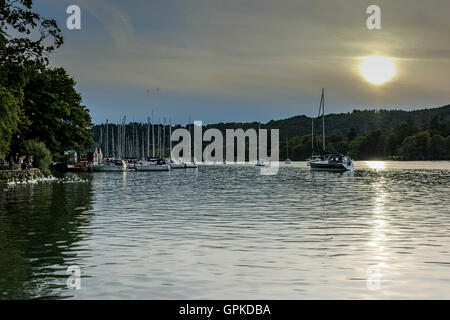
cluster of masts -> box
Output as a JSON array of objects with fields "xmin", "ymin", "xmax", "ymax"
[{"xmin": 98, "ymin": 113, "xmax": 195, "ymax": 161}]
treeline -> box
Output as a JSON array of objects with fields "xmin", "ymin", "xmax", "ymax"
[
  {"xmin": 92, "ymin": 110, "xmax": 450, "ymax": 161},
  {"xmin": 280, "ymin": 116, "xmax": 450, "ymax": 161},
  {"xmin": 0, "ymin": 1, "xmax": 93, "ymax": 174}
]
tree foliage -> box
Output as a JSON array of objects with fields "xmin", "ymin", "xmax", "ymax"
[
  {"xmin": 0, "ymin": 0, "xmax": 93, "ymax": 162},
  {"xmin": 0, "ymin": 85, "xmax": 20, "ymax": 156},
  {"xmin": 20, "ymin": 65, "xmax": 94, "ymax": 158},
  {"xmin": 0, "ymin": 0, "xmax": 63, "ymax": 65},
  {"xmin": 21, "ymin": 139, "xmax": 52, "ymax": 175}
]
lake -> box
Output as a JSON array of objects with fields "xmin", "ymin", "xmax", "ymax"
[{"xmin": 1, "ymin": 161, "xmax": 449, "ymax": 299}]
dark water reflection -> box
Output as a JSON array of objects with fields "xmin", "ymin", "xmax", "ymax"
[
  {"xmin": 0, "ymin": 181, "xmax": 94, "ymax": 299},
  {"xmin": 0, "ymin": 162, "xmax": 449, "ymax": 299}
]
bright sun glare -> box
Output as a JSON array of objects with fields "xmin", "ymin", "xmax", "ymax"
[{"xmin": 360, "ymin": 56, "xmax": 396, "ymax": 85}]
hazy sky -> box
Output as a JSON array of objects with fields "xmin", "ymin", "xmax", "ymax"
[{"xmin": 37, "ymin": 0, "xmax": 450, "ymax": 124}]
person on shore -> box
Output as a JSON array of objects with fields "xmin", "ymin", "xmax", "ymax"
[
  {"xmin": 26, "ymin": 156, "xmax": 33, "ymax": 170},
  {"xmin": 19, "ymin": 155, "xmax": 26, "ymax": 170}
]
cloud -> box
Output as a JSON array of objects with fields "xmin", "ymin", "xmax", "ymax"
[{"xmin": 49, "ymin": 0, "xmax": 450, "ymax": 122}]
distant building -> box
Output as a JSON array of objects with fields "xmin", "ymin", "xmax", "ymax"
[
  {"xmin": 86, "ymin": 146, "xmax": 103, "ymax": 165},
  {"xmin": 64, "ymin": 150, "xmax": 78, "ymax": 164}
]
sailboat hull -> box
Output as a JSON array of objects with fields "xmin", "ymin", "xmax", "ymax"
[
  {"xmin": 170, "ymin": 163, "xmax": 186, "ymax": 169},
  {"xmin": 136, "ymin": 164, "xmax": 170, "ymax": 171},
  {"xmin": 309, "ymin": 160, "xmax": 354, "ymax": 171}
]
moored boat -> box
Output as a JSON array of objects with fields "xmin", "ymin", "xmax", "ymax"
[
  {"xmin": 307, "ymin": 89, "xmax": 354, "ymax": 171},
  {"xmin": 94, "ymin": 159, "xmax": 127, "ymax": 172},
  {"xmin": 136, "ymin": 157, "xmax": 170, "ymax": 171}
]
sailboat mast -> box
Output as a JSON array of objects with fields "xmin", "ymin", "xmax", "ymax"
[
  {"xmin": 112, "ymin": 123, "xmax": 115, "ymax": 158},
  {"xmin": 257, "ymin": 122, "xmax": 260, "ymax": 161},
  {"xmin": 152, "ymin": 110, "xmax": 155, "ymax": 157},
  {"xmin": 163, "ymin": 117, "xmax": 166, "ymax": 159},
  {"xmin": 286, "ymin": 136, "xmax": 289, "ymax": 159},
  {"xmin": 322, "ymin": 88, "xmax": 325, "ymax": 152},
  {"xmin": 158, "ymin": 118, "xmax": 161, "ymax": 157},
  {"xmin": 147, "ymin": 117, "xmax": 150, "ymax": 158},
  {"xmin": 311, "ymin": 118, "xmax": 314, "ymax": 156},
  {"xmin": 169, "ymin": 118, "xmax": 172, "ymax": 160},
  {"xmin": 106, "ymin": 119, "xmax": 109, "ymax": 157}
]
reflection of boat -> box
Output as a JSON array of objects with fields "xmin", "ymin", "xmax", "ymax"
[
  {"xmin": 307, "ymin": 89, "xmax": 354, "ymax": 171},
  {"xmin": 136, "ymin": 157, "xmax": 170, "ymax": 171},
  {"xmin": 94, "ymin": 159, "xmax": 127, "ymax": 172}
]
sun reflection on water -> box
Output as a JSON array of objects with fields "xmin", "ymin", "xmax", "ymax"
[{"xmin": 366, "ymin": 161, "xmax": 386, "ymax": 171}]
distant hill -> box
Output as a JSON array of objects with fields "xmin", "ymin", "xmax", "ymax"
[
  {"xmin": 232, "ymin": 104, "xmax": 450, "ymax": 139},
  {"xmin": 92, "ymin": 104, "xmax": 450, "ymax": 148}
]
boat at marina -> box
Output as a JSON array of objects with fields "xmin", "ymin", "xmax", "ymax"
[
  {"xmin": 307, "ymin": 89, "xmax": 354, "ymax": 171},
  {"xmin": 169, "ymin": 160, "xmax": 186, "ymax": 169},
  {"xmin": 136, "ymin": 157, "xmax": 170, "ymax": 171},
  {"xmin": 184, "ymin": 160, "xmax": 198, "ymax": 168},
  {"xmin": 255, "ymin": 122, "xmax": 267, "ymax": 166},
  {"xmin": 94, "ymin": 159, "xmax": 127, "ymax": 172}
]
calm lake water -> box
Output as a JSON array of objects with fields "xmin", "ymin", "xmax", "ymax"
[{"xmin": 1, "ymin": 161, "xmax": 449, "ymax": 299}]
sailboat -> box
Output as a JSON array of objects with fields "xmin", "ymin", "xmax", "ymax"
[
  {"xmin": 284, "ymin": 137, "xmax": 291, "ymax": 164},
  {"xmin": 168, "ymin": 118, "xmax": 185, "ymax": 169},
  {"xmin": 255, "ymin": 122, "xmax": 266, "ymax": 166},
  {"xmin": 183, "ymin": 117, "xmax": 198, "ymax": 168},
  {"xmin": 307, "ymin": 89, "xmax": 354, "ymax": 171}
]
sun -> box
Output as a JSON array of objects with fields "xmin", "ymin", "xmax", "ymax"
[{"xmin": 360, "ymin": 56, "xmax": 396, "ymax": 85}]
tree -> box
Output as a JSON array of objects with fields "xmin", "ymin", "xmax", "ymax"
[
  {"xmin": 414, "ymin": 131, "xmax": 430, "ymax": 159},
  {"xmin": 445, "ymin": 136, "xmax": 450, "ymax": 160},
  {"xmin": 0, "ymin": 0, "xmax": 63, "ymax": 65},
  {"xmin": 0, "ymin": 85, "xmax": 20, "ymax": 157},
  {"xmin": 347, "ymin": 135, "xmax": 363, "ymax": 159},
  {"xmin": 21, "ymin": 139, "xmax": 52, "ymax": 175},
  {"xmin": 427, "ymin": 134, "xmax": 446, "ymax": 160},
  {"xmin": 19, "ymin": 66, "xmax": 94, "ymax": 159},
  {"xmin": 384, "ymin": 133, "xmax": 398, "ymax": 157},
  {"xmin": 399, "ymin": 136, "xmax": 417, "ymax": 160}
]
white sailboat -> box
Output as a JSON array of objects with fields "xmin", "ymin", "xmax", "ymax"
[
  {"xmin": 184, "ymin": 117, "xmax": 198, "ymax": 168},
  {"xmin": 255, "ymin": 122, "xmax": 266, "ymax": 166},
  {"xmin": 136, "ymin": 157, "xmax": 170, "ymax": 171}
]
